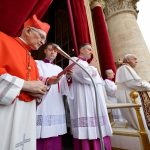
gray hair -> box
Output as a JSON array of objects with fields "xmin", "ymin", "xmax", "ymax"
[{"xmin": 123, "ymin": 54, "xmax": 137, "ymax": 63}]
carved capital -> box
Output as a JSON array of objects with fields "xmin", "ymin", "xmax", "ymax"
[
  {"xmin": 89, "ymin": 0, "xmax": 105, "ymax": 9},
  {"xmin": 104, "ymin": 0, "xmax": 139, "ymax": 19}
]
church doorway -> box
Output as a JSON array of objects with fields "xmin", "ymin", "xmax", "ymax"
[
  {"xmin": 32, "ymin": 0, "xmax": 76, "ymax": 69},
  {"xmin": 32, "ymin": 0, "xmax": 74, "ymax": 149}
]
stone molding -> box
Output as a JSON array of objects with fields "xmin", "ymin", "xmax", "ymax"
[
  {"xmin": 103, "ymin": 0, "xmax": 139, "ymax": 19},
  {"xmin": 89, "ymin": 0, "xmax": 105, "ymax": 9}
]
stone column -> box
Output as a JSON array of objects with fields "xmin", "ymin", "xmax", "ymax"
[{"xmin": 104, "ymin": 0, "xmax": 150, "ymax": 80}]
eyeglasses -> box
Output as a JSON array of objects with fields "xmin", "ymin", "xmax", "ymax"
[{"xmin": 31, "ymin": 28, "xmax": 47, "ymax": 44}]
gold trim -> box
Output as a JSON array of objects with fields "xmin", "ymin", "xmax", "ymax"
[
  {"xmin": 90, "ymin": 1, "xmax": 102, "ymax": 9},
  {"xmin": 108, "ymin": 112, "xmax": 114, "ymax": 122},
  {"xmin": 108, "ymin": 91, "xmax": 150, "ymax": 149},
  {"xmin": 113, "ymin": 131, "xmax": 140, "ymax": 137},
  {"xmin": 112, "ymin": 147, "xmax": 127, "ymax": 150},
  {"xmin": 130, "ymin": 91, "xmax": 150, "ymax": 149},
  {"xmin": 90, "ymin": 0, "xmax": 105, "ymax": 10}
]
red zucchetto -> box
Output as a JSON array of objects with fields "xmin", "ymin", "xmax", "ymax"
[{"xmin": 24, "ymin": 14, "xmax": 50, "ymax": 34}]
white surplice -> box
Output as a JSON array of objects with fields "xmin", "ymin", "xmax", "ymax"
[
  {"xmin": 61, "ymin": 57, "xmax": 112, "ymax": 139},
  {"xmin": 36, "ymin": 60, "xmax": 67, "ymax": 138},
  {"xmin": 104, "ymin": 79, "xmax": 123, "ymax": 121},
  {"xmin": 116, "ymin": 64, "xmax": 150, "ymax": 140},
  {"xmin": 0, "ymin": 74, "xmax": 36, "ymax": 150}
]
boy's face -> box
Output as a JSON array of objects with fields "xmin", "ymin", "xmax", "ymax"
[{"xmin": 44, "ymin": 45, "xmax": 58, "ymax": 60}]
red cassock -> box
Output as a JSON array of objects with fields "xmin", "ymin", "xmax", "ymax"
[{"xmin": 0, "ymin": 31, "xmax": 39, "ymax": 102}]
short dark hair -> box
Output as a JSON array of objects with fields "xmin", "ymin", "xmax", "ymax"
[{"xmin": 45, "ymin": 42, "xmax": 56, "ymax": 49}]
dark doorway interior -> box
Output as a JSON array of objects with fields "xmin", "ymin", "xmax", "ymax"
[
  {"xmin": 32, "ymin": 0, "xmax": 76, "ymax": 69},
  {"xmin": 32, "ymin": 0, "xmax": 74, "ymax": 149}
]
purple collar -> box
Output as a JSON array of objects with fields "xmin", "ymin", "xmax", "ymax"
[
  {"xmin": 106, "ymin": 78, "xmax": 113, "ymax": 81},
  {"xmin": 78, "ymin": 56, "xmax": 87, "ymax": 61},
  {"xmin": 43, "ymin": 58, "xmax": 53, "ymax": 64}
]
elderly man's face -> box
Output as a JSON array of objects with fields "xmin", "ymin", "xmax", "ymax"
[
  {"xmin": 128, "ymin": 56, "xmax": 138, "ymax": 68},
  {"xmin": 80, "ymin": 45, "xmax": 93, "ymax": 60},
  {"xmin": 25, "ymin": 28, "xmax": 47, "ymax": 50},
  {"xmin": 44, "ymin": 45, "xmax": 57, "ymax": 61}
]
